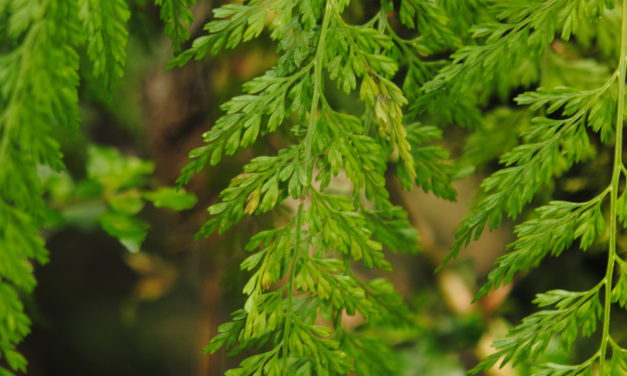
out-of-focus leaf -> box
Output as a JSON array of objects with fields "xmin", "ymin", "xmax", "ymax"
[
  {"xmin": 87, "ymin": 145, "xmax": 154, "ymax": 191},
  {"xmin": 98, "ymin": 211, "xmax": 148, "ymax": 252},
  {"xmin": 144, "ymin": 187, "xmax": 197, "ymax": 211},
  {"xmin": 109, "ymin": 189, "xmax": 144, "ymax": 215}
]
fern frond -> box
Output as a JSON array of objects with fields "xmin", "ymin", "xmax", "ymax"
[
  {"xmin": 79, "ymin": 0, "xmax": 130, "ymax": 92},
  {"xmin": 0, "ymin": 1, "xmax": 81, "ymax": 373},
  {"xmin": 173, "ymin": 1, "xmax": 458, "ymax": 374}
]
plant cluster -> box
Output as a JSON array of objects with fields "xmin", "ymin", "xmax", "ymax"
[
  {"xmin": 428, "ymin": 1, "xmax": 627, "ymax": 374},
  {"xmin": 1, "ymin": 0, "xmax": 626, "ymax": 375}
]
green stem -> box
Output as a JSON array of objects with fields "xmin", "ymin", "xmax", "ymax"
[
  {"xmin": 599, "ymin": 2, "xmax": 627, "ymax": 373},
  {"xmin": 303, "ymin": 0, "xmax": 333, "ymax": 187},
  {"xmin": 281, "ymin": 3, "xmax": 333, "ymax": 371}
]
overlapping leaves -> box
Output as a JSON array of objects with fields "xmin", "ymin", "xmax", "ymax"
[
  {"xmin": 172, "ymin": 0, "xmax": 458, "ymax": 374},
  {"xmin": 438, "ymin": 1, "xmax": 626, "ymax": 375},
  {"xmin": 0, "ymin": 0, "xmax": 134, "ymax": 373}
]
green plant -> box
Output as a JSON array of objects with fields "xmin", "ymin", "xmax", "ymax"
[
  {"xmin": 0, "ymin": 0, "xmax": 132, "ymax": 373},
  {"xmin": 172, "ymin": 0, "xmax": 460, "ymax": 374},
  {"xmin": 2, "ymin": 0, "xmax": 626, "ymax": 374},
  {"xmin": 42, "ymin": 145, "xmax": 197, "ymax": 252},
  {"xmin": 427, "ymin": 0, "xmax": 627, "ymax": 374},
  {"xmin": 0, "ymin": 1, "xmax": 195, "ymax": 374}
]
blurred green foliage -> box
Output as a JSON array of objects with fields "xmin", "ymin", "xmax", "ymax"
[{"xmin": 42, "ymin": 145, "xmax": 196, "ymax": 253}]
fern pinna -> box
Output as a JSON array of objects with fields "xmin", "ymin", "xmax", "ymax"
[
  {"xmin": 427, "ymin": 1, "xmax": 627, "ymax": 374},
  {"xmin": 172, "ymin": 0, "xmax": 457, "ymax": 374}
]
